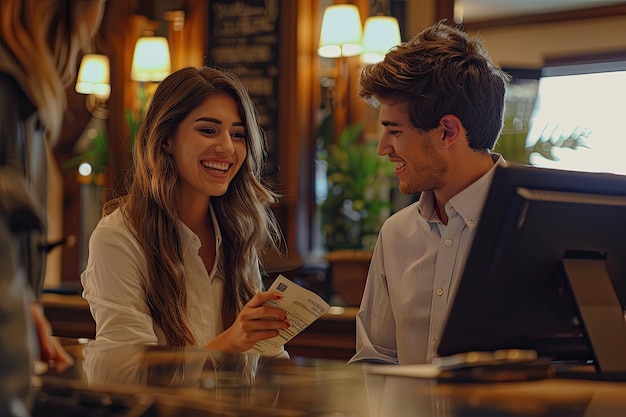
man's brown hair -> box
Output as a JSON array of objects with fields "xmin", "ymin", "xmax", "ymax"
[{"xmin": 358, "ymin": 21, "xmax": 511, "ymax": 150}]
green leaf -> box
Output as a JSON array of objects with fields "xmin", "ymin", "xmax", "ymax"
[{"xmin": 318, "ymin": 120, "xmax": 394, "ymax": 251}]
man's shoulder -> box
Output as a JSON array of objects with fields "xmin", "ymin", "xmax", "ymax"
[
  {"xmin": 391, "ymin": 200, "xmax": 420, "ymax": 217},
  {"xmin": 381, "ymin": 201, "xmax": 420, "ymax": 229}
]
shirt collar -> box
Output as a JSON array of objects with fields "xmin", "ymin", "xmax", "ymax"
[
  {"xmin": 417, "ymin": 153, "xmax": 506, "ymax": 227},
  {"xmin": 178, "ymin": 204, "xmax": 223, "ymax": 251}
]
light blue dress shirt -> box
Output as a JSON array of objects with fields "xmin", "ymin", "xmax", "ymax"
[{"xmin": 349, "ymin": 154, "xmax": 505, "ymax": 364}]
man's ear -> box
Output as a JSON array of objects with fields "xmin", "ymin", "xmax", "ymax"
[{"xmin": 439, "ymin": 114, "xmax": 463, "ymax": 148}]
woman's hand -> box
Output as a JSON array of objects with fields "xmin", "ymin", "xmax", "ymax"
[
  {"xmin": 207, "ymin": 291, "xmax": 290, "ymax": 353},
  {"xmin": 30, "ymin": 302, "xmax": 75, "ymax": 373}
]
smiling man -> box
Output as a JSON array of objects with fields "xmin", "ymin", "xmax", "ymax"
[{"xmin": 348, "ymin": 21, "xmax": 510, "ymax": 365}]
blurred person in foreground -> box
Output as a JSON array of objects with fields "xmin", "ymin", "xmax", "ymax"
[{"xmin": 0, "ymin": 0, "xmax": 106, "ymax": 413}]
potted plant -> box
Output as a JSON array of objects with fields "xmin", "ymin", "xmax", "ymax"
[
  {"xmin": 318, "ymin": 122, "xmax": 393, "ymax": 251},
  {"xmin": 316, "ymin": 118, "xmax": 394, "ymax": 306}
]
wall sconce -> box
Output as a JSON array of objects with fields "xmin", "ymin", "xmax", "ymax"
[
  {"xmin": 130, "ymin": 35, "xmax": 171, "ymax": 119},
  {"xmin": 127, "ymin": 35, "xmax": 171, "ymax": 142},
  {"xmin": 318, "ymin": 4, "xmax": 363, "ymax": 58},
  {"xmin": 73, "ymin": 53, "xmax": 110, "ymax": 164},
  {"xmin": 360, "ymin": 16, "xmax": 401, "ymax": 64},
  {"xmin": 73, "ymin": 53, "xmax": 111, "ymax": 273},
  {"xmin": 75, "ymin": 53, "xmax": 110, "ymax": 114},
  {"xmin": 131, "ymin": 36, "xmax": 171, "ymax": 82},
  {"xmin": 317, "ymin": 4, "xmax": 401, "ymax": 140},
  {"xmin": 318, "ymin": 4, "xmax": 363, "ymax": 115}
]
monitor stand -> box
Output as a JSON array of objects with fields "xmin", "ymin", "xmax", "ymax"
[{"xmin": 562, "ymin": 256, "xmax": 626, "ymax": 378}]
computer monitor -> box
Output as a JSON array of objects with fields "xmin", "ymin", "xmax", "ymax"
[{"xmin": 437, "ymin": 163, "xmax": 626, "ymax": 376}]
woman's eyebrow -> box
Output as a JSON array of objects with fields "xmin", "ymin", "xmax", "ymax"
[
  {"xmin": 194, "ymin": 117, "xmax": 245, "ymax": 127},
  {"xmin": 195, "ymin": 117, "xmax": 221, "ymax": 124}
]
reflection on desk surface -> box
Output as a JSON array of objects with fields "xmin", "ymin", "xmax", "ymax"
[{"xmin": 33, "ymin": 340, "xmax": 626, "ymax": 417}]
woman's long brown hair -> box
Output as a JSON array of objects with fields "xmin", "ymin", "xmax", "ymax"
[{"xmin": 105, "ymin": 67, "xmax": 283, "ymax": 347}]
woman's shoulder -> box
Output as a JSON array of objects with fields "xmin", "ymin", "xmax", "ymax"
[
  {"xmin": 91, "ymin": 207, "xmax": 136, "ymax": 245},
  {"xmin": 88, "ymin": 207, "xmax": 146, "ymax": 263},
  {"xmin": 94, "ymin": 207, "xmax": 129, "ymax": 232}
]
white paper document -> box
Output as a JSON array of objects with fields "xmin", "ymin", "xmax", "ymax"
[{"xmin": 249, "ymin": 274, "xmax": 330, "ymax": 355}]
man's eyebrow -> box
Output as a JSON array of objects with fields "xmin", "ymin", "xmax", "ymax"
[
  {"xmin": 195, "ymin": 117, "xmax": 245, "ymax": 127},
  {"xmin": 381, "ymin": 120, "xmax": 401, "ymax": 127}
]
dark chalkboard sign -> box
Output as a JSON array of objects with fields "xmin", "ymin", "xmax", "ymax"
[{"xmin": 207, "ymin": 0, "xmax": 281, "ymax": 185}]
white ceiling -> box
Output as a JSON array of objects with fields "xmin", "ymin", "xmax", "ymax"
[{"xmin": 460, "ymin": 0, "xmax": 626, "ymax": 21}]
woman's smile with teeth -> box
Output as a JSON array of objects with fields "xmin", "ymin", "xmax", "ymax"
[{"xmin": 201, "ymin": 160, "xmax": 231, "ymax": 172}]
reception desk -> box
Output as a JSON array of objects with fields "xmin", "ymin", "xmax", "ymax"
[
  {"xmin": 41, "ymin": 293, "xmax": 96, "ymax": 340},
  {"xmin": 41, "ymin": 293, "xmax": 358, "ymax": 360},
  {"xmin": 32, "ymin": 339, "xmax": 626, "ymax": 416}
]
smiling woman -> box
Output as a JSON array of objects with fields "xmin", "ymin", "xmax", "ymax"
[
  {"xmin": 81, "ymin": 66, "xmax": 290, "ymax": 377},
  {"xmin": 162, "ymin": 93, "xmax": 248, "ymax": 202}
]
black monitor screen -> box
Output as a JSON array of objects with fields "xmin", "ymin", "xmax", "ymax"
[{"xmin": 437, "ymin": 164, "xmax": 626, "ymax": 374}]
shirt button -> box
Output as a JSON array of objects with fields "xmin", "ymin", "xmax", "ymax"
[
  {"xmin": 436, "ymin": 288, "xmax": 444, "ymax": 296},
  {"xmin": 444, "ymin": 238, "xmax": 452, "ymax": 247},
  {"xmin": 468, "ymin": 220, "xmax": 475, "ymax": 228}
]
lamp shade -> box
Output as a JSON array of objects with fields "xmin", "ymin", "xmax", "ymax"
[
  {"xmin": 131, "ymin": 36, "xmax": 171, "ymax": 82},
  {"xmin": 75, "ymin": 54, "xmax": 111, "ymax": 100},
  {"xmin": 318, "ymin": 4, "xmax": 362, "ymax": 58},
  {"xmin": 360, "ymin": 16, "xmax": 401, "ymax": 64}
]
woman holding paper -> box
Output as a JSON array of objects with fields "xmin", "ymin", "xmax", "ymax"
[{"xmin": 81, "ymin": 67, "xmax": 290, "ymax": 359}]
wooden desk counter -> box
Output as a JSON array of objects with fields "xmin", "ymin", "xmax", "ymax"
[
  {"xmin": 41, "ymin": 293, "xmax": 95, "ymax": 340},
  {"xmin": 35, "ymin": 340, "xmax": 626, "ymax": 417},
  {"xmin": 285, "ymin": 306, "xmax": 357, "ymax": 360},
  {"xmin": 41, "ymin": 293, "xmax": 357, "ymax": 359}
]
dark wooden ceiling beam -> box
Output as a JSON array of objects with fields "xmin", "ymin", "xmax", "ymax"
[{"xmin": 463, "ymin": 4, "xmax": 626, "ymax": 30}]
